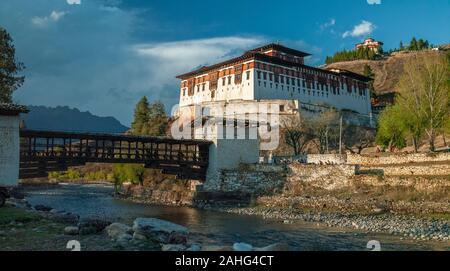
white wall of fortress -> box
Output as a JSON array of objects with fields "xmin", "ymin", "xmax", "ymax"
[
  {"xmin": 0, "ymin": 115, "xmax": 20, "ymax": 186},
  {"xmin": 179, "ymin": 61, "xmax": 372, "ymax": 117}
]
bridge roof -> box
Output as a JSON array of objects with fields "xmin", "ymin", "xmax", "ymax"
[{"xmin": 20, "ymin": 129, "xmax": 212, "ymax": 146}]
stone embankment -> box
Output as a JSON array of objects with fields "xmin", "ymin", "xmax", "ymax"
[
  {"xmin": 3, "ymin": 198, "xmax": 287, "ymax": 251},
  {"xmin": 216, "ymin": 207, "xmax": 450, "ymax": 242}
]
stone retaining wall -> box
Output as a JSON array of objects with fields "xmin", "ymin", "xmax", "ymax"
[
  {"xmin": 360, "ymin": 163, "xmax": 450, "ymax": 176},
  {"xmin": 347, "ymin": 152, "xmax": 450, "ymax": 166},
  {"xmin": 306, "ymin": 154, "xmax": 347, "ymax": 165}
]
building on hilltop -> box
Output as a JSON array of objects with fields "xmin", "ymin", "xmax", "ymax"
[
  {"xmin": 355, "ymin": 38, "xmax": 384, "ymax": 53},
  {"xmin": 174, "ymin": 43, "xmax": 374, "ymax": 143}
]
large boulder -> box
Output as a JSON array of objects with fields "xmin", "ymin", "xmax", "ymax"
[
  {"xmin": 132, "ymin": 218, "xmax": 188, "ymax": 244},
  {"xmin": 233, "ymin": 242, "xmax": 253, "ymax": 251},
  {"xmin": 34, "ymin": 205, "xmax": 52, "ymax": 212},
  {"xmin": 253, "ymin": 243, "xmax": 290, "ymax": 251},
  {"xmin": 78, "ymin": 218, "xmax": 111, "ymax": 234},
  {"xmin": 64, "ymin": 226, "xmax": 79, "ymax": 235},
  {"xmin": 105, "ymin": 223, "xmax": 132, "ymax": 240},
  {"xmin": 51, "ymin": 212, "xmax": 79, "ymax": 224}
]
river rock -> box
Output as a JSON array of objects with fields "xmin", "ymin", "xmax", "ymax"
[
  {"xmin": 78, "ymin": 218, "xmax": 111, "ymax": 234},
  {"xmin": 64, "ymin": 226, "xmax": 79, "ymax": 235},
  {"xmin": 51, "ymin": 212, "xmax": 79, "ymax": 224},
  {"xmin": 201, "ymin": 245, "xmax": 233, "ymax": 251},
  {"xmin": 187, "ymin": 244, "xmax": 202, "ymax": 251},
  {"xmin": 253, "ymin": 243, "xmax": 290, "ymax": 251},
  {"xmin": 105, "ymin": 223, "xmax": 132, "ymax": 240},
  {"xmin": 132, "ymin": 218, "xmax": 188, "ymax": 244},
  {"xmin": 34, "ymin": 205, "xmax": 52, "ymax": 212},
  {"xmin": 233, "ymin": 242, "xmax": 253, "ymax": 251},
  {"xmin": 133, "ymin": 232, "xmax": 148, "ymax": 241},
  {"xmin": 161, "ymin": 244, "xmax": 187, "ymax": 251}
]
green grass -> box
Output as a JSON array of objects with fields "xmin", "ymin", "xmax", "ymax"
[{"xmin": 0, "ymin": 206, "xmax": 42, "ymax": 224}]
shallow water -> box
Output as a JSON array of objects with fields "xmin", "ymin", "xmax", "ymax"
[{"xmin": 23, "ymin": 183, "xmax": 448, "ymax": 251}]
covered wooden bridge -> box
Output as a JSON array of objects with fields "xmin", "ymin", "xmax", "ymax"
[{"xmin": 19, "ymin": 129, "xmax": 211, "ymax": 180}]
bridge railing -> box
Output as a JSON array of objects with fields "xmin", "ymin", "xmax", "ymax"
[{"xmin": 19, "ymin": 129, "xmax": 211, "ymax": 180}]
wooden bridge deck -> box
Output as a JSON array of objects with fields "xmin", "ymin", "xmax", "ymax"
[{"xmin": 19, "ymin": 129, "xmax": 211, "ymax": 180}]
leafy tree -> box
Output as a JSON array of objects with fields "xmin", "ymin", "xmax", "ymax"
[
  {"xmin": 396, "ymin": 54, "xmax": 450, "ymax": 151},
  {"xmin": 376, "ymin": 105, "xmax": 407, "ymax": 150},
  {"xmin": 0, "ymin": 27, "xmax": 25, "ymax": 103},
  {"xmin": 146, "ymin": 101, "xmax": 169, "ymax": 136},
  {"xmin": 399, "ymin": 41, "xmax": 405, "ymax": 51},
  {"xmin": 131, "ymin": 98, "xmax": 169, "ymax": 136},
  {"xmin": 409, "ymin": 37, "xmax": 418, "ymax": 51},
  {"xmin": 131, "ymin": 96, "xmax": 150, "ymax": 134}
]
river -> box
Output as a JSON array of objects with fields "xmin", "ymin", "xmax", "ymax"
[{"xmin": 23, "ymin": 183, "xmax": 447, "ymax": 251}]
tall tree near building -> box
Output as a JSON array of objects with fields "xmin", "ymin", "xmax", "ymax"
[
  {"xmin": 376, "ymin": 105, "xmax": 407, "ymax": 151},
  {"xmin": 0, "ymin": 27, "xmax": 25, "ymax": 103},
  {"xmin": 131, "ymin": 96, "xmax": 150, "ymax": 134},
  {"xmin": 396, "ymin": 54, "xmax": 450, "ymax": 151},
  {"xmin": 146, "ymin": 100, "xmax": 169, "ymax": 136}
]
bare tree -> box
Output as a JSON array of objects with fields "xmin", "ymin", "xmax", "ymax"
[
  {"xmin": 310, "ymin": 110, "xmax": 340, "ymax": 154},
  {"xmin": 343, "ymin": 125, "xmax": 375, "ymax": 154},
  {"xmin": 281, "ymin": 114, "xmax": 314, "ymax": 156}
]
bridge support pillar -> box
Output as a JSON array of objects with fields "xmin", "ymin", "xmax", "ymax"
[
  {"xmin": 203, "ymin": 138, "xmax": 259, "ymax": 191},
  {"xmin": 0, "ymin": 104, "xmax": 28, "ymax": 187}
]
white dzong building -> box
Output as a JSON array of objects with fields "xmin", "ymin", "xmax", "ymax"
[{"xmin": 175, "ymin": 43, "xmax": 373, "ymax": 128}]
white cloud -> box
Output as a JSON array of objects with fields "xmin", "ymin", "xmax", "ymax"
[
  {"xmin": 31, "ymin": 10, "xmax": 66, "ymax": 27},
  {"xmin": 131, "ymin": 36, "xmax": 263, "ymax": 94},
  {"xmin": 67, "ymin": 0, "xmax": 81, "ymax": 5},
  {"xmin": 342, "ymin": 20, "xmax": 376, "ymax": 38},
  {"xmin": 367, "ymin": 0, "xmax": 381, "ymax": 4},
  {"xmin": 320, "ymin": 18, "xmax": 336, "ymax": 30}
]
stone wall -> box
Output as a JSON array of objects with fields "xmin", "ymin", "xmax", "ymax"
[
  {"xmin": 306, "ymin": 154, "xmax": 347, "ymax": 165},
  {"xmin": 0, "ymin": 115, "xmax": 20, "ymax": 186},
  {"xmin": 203, "ymin": 164, "xmax": 286, "ymax": 195},
  {"xmin": 287, "ymin": 164, "xmax": 356, "ymax": 191},
  {"xmin": 121, "ymin": 179, "xmax": 201, "ymax": 206},
  {"xmin": 347, "ymin": 152, "xmax": 450, "ymax": 166},
  {"xmin": 359, "ymin": 163, "xmax": 450, "ymax": 176}
]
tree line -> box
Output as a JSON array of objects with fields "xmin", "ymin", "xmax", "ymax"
[
  {"xmin": 282, "ymin": 110, "xmax": 375, "ymax": 155},
  {"xmin": 376, "ymin": 53, "xmax": 450, "ymax": 152},
  {"xmin": 325, "ymin": 46, "xmax": 380, "ymax": 65}
]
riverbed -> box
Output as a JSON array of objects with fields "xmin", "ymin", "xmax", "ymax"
[{"xmin": 23, "ymin": 183, "xmax": 448, "ymax": 251}]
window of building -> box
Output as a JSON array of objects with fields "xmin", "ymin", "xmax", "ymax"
[
  {"xmin": 222, "ymin": 77, "xmax": 226, "ymax": 86},
  {"xmin": 269, "ymin": 73, "xmax": 273, "ymax": 81},
  {"xmin": 286, "ymin": 77, "xmax": 290, "ymax": 85},
  {"xmin": 246, "ymin": 71, "xmax": 250, "ymax": 80},
  {"xmin": 302, "ymin": 80, "xmax": 306, "ymax": 88},
  {"xmin": 280, "ymin": 76, "xmax": 284, "ymax": 84},
  {"xmin": 297, "ymin": 79, "xmax": 300, "ymax": 86},
  {"xmin": 279, "ymin": 105, "xmax": 285, "ymax": 112},
  {"xmin": 263, "ymin": 72, "xmax": 267, "ymax": 80},
  {"xmin": 228, "ymin": 76, "xmax": 232, "ymax": 85},
  {"xmin": 202, "ymin": 83, "xmax": 206, "ymax": 91},
  {"xmin": 257, "ymin": 71, "xmax": 261, "ymax": 80},
  {"xmin": 292, "ymin": 78, "xmax": 295, "ymax": 86}
]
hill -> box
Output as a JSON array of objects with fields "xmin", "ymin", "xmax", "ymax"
[
  {"xmin": 21, "ymin": 105, "xmax": 129, "ymax": 134},
  {"xmin": 325, "ymin": 47, "xmax": 449, "ymax": 95}
]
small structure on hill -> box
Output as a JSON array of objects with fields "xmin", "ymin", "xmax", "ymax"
[{"xmin": 356, "ymin": 38, "xmax": 384, "ymax": 53}]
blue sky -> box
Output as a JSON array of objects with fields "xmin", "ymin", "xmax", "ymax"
[{"xmin": 1, "ymin": 0, "xmax": 449, "ymax": 125}]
